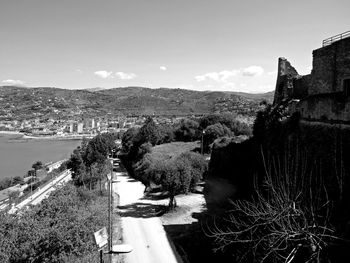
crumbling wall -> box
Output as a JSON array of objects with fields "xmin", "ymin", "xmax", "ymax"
[{"xmin": 273, "ymin": 58, "xmax": 300, "ymax": 105}]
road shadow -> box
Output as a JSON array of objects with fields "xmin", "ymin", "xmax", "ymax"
[
  {"xmin": 118, "ymin": 202, "xmax": 167, "ymax": 218},
  {"xmin": 141, "ymin": 191, "xmax": 169, "ymax": 201},
  {"xmin": 126, "ymin": 178, "xmax": 138, "ymax": 182},
  {"xmin": 163, "ymin": 210, "xmax": 232, "ymax": 263}
]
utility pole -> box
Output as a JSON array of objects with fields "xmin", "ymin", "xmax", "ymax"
[
  {"xmin": 106, "ymin": 169, "xmax": 112, "ymax": 263},
  {"xmin": 98, "ymin": 156, "xmax": 131, "ymax": 262},
  {"xmin": 201, "ymin": 130, "xmax": 205, "ymax": 155}
]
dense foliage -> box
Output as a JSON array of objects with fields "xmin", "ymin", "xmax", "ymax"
[
  {"xmin": 134, "ymin": 150, "xmax": 207, "ymax": 208},
  {"xmin": 67, "ymin": 133, "xmax": 117, "ymax": 190},
  {"xmin": 121, "ymin": 114, "xmax": 252, "ymax": 160},
  {"xmin": 0, "ymin": 184, "xmax": 108, "ymax": 263}
]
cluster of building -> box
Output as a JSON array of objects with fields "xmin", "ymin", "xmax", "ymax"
[{"xmin": 0, "ymin": 115, "xmax": 187, "ymax": 137}]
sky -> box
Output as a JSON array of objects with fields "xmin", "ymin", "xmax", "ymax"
[{"xmin": 0, "ymin": 0, "xmax": 349, "ymax": 93}]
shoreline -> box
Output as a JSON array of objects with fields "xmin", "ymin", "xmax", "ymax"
[
  {"xmin": 22, "ymin": 134, "xmax": 90, "ymax": 140},
  {"xmin": 0, "ymin": 131, "xmax": 92, "ymax": 141},
  {"xmin": 0, "ymin": 131, "xmax": 23, "ymax": 135}
]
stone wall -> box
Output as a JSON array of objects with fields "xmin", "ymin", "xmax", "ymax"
[
  {"xmin": 293, "ymin": 74, "xmax": 311, "ymax": 99},
  {"xmin": 297, "ymin": 95, "xmax": 350, "ymax": 123},
  {"xmin": 310, "ymin": 37, "xmax": 350, "ymax": 95}
]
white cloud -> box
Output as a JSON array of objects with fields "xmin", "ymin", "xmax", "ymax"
[
  {"xmin": 160, "ymin": 66, "xmax": 167, "ymax": 71},
  {"xmin": 115, "ymin": 72, "xmax": 137, "ymax": 80},
  {"xmin": 2, "ymin": 79, "xmax": 25, "ymax": 86},
  {"xmin": 242, "ymin": 66, "xmax": 264, "ymax": 76},
  {"xmin": 195, "ymin": 70, "xmax": 239, "ymax": 82},
  {"xmin": 75, "ymin": 69, "xmax": 83, "ymax": 74},
  {"xmin": 94, "ymin": 70, "xmax": 113, "ymax": 79}
]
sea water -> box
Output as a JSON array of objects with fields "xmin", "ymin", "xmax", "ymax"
[{"xmin": 0, "ymin": 133, "xmax": 81, "ymax": 179}]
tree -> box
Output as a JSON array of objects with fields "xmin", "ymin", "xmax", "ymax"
[
  {"xmin": 137, "ymin": 117, "xmax": 160, "ymax": 146},
  {"xmin": 32, "ymin": 161, "xmax": 43, "ymax": 177},
  {"xmin": 8, "ymin": 190, "xmax": 20, "ymax": 203},
  {"xmin": 90, "ymin": 159, "xmax": 112, "ymax": 193},
  {"xmin": 161, "ymin": 157, "xmax": 191, "ymax": 208},
  {"xmin": 121, "ymin": 127, "xmax": 139, "ymax": 154},
  {"xmin": 12, "ymin": 176, "xmax": 24, "ymax": 185},
  {"xmin": 200, "ymin": 113, "xmax": 252, "ymax": 137},
  {"xmin": 0, "ymin": 178, "xmax": 12, "ymax": 191},
  {"xmin": 67, "ymin": 147, "xmax": 87, "ymax": 187},
  {"xmin": 67, "ymin": 133, "xmax": 117, "ymax": 190},
  {"xmin": 174, "ymin": 119, "xmax": 200, "ymax": 142},
  {"xmin": 203, "ymin": 123, "xmax": 232, "ymax": 152},
  {"xmin": 159, "ymin": 152, "xmax": 207, "ymax": 209},
  {"xmin": 157, "ymin": 124, "xmax": 175, "ymax": 144}
]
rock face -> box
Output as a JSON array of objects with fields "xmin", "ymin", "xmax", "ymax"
[{"xmin": 273, "ymin": 35, "xmax": 350, "ymax": 124}]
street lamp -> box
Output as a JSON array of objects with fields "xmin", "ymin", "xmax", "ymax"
[
  {"xmin": 201, "ymin": 130, "xmax": 206, "ymax": 155},
  {"xmin": 104, "ymin": 157, "xmax": 131, "ymax": 262},
  {"xmin": 106, "ymin": 170, "xmax": 113, "ymax": 258}
]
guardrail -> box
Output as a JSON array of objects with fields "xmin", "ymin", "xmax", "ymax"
[{"xmin": 323, "ymin": 30, "xmax": 350, "ymax": 47}]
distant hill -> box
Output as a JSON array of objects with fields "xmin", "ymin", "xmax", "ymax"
[
  {"xmin": 0, "ymin": 86, "xmax": 273, "ymax": 120},
  {"xmin": 82, "ymin": 87, "xmax": 106, "ymax": 92}
]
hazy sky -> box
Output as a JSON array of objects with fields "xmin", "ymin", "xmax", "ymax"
[{"xmin": 0, "ymin": 0, "xmax": 349, "ymax": 93}]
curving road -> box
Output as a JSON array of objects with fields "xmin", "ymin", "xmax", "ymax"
[{"xmin": 113, "ymin": 171, "xmax": 182, "ymax": 263}]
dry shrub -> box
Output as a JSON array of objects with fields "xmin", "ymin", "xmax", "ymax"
[{"xmin": 205, "ymin": 148, "xmax": 344, "ymax": 263}]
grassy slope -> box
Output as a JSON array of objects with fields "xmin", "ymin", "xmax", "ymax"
[{"xmin": 151, "ymin": 141, "xmax": 200, "ymax": 159}]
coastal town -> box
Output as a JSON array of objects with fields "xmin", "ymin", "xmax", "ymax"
[{"xmin": 0, "ymin": 115, "xmax": 186, "ymax": 138}]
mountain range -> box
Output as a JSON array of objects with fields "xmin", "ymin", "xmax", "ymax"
[{"xmin": 0, "ymin": 86, "xmax": 274, "ymax": 120}]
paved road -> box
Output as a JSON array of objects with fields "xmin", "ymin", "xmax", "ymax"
[
  {"xmin": 113, "ymin": 172, "xmax": 182, "ymax": 263},
  {"xmin": 9, "ymin": 170, "xmax": 71, "ymax": 213}
]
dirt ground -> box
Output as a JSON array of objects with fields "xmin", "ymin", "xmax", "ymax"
[{"xmin": 139, "ymin": 189, "xmax": 231, "ymax": 263}]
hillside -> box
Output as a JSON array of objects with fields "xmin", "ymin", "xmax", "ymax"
[{"xmin": 0, "ymin": 86, "xmax": 273, "ymax": 120}]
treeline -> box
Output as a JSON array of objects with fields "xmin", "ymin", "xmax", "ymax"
[
  {"xmin": 122, "ymin": 113, "xmax": 251, "ymax": 156},
  {"xmin": 121, "ymin": 116, "xmax": 222, "ymax": 208},
  {"xmin": 0, "ymin": 132, "xmax": 118, "ymax": 263},
  {"xmin": 66, "ymin": 133, "xmax": 117, "ymax": 190}
]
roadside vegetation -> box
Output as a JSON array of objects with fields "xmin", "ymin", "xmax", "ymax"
[
  {"xmin": 0, "ymin": 132, "xmax": 118, "ymax": 263},
  {"xmin": 120, "ymin": 114, "xmax": 251, "ymax": 210}
]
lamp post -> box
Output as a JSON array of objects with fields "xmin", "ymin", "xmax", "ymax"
[
  {"xmin": 106, "ymin": 170, "xmax": 113, "ymax": 260},
  {"xmin": 201, "ymin": 130, "xmax": 206, "ymax": 155},
  {"xmin": 104, "ymin": 156, "xmax": 131, "ymax": 263}
]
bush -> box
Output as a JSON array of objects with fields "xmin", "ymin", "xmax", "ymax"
[
  {"xmin": 206, "ymin": 152, "xmax": 341, "ymax": 263},
  {"xmin": 0, "ymin": 183, "xmax": 109, "ymax": 263},
  {"xmin": 137, "ymin": 151, "xmax": 207, "ymax": 209}
]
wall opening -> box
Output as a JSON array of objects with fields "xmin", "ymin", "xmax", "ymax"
[{"xmin": 344, "ymin": 79, "xmax": 350, "ymax": 96}]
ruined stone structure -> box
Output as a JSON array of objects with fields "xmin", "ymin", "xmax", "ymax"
[{"xmin": 273, "ymin": 32, "xmax": 350, "ymax": 123}]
